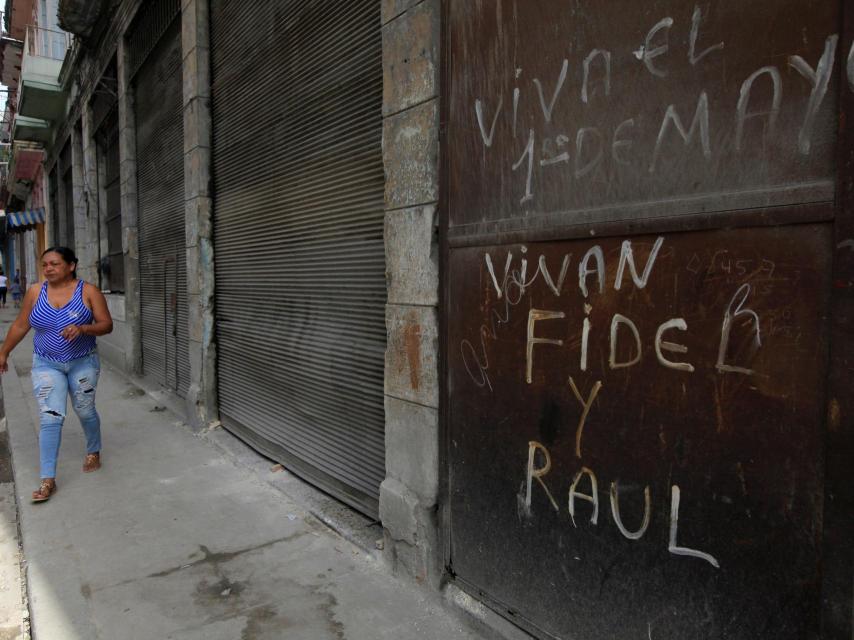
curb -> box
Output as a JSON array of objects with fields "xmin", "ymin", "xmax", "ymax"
[{"xmin": 0, "ymin": 359, "xmax": 32, "ymax": 640}]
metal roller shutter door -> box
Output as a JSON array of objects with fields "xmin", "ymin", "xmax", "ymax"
[
  {"xmin": 211, "ymin": 0, "xmax": 386, "ymax": 517},
  {"xmin": 134, "ymin": 19, "xmax": 191, "ymax": 398}
]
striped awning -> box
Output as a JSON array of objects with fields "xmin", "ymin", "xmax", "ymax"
[{"xmin": 6, "ymin": 207, "xmax": 45, "ymax": 230}]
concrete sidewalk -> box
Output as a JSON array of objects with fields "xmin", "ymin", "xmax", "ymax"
[
  {"xmin": 0, "ymin": 374, "xmax": 27, "ymax": 640},
  {"xmin": 0, "ymin": 306, "xmax": 484, "ymax": 640}
]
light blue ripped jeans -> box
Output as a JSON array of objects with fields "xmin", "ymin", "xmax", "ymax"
[{"xmin": 31, "ymin": 351, "xmax": 101, "ymax": 479}]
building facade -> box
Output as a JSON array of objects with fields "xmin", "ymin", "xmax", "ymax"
[
  {"xmin": 7, "ymin": 0, "xmax": 432, "ymax": 588},
  {"xmin": 0, "ymin": 0, "xmax": 68, "ymax": 286},
  {"xmin": 1, "ymin": 1, "xmax": 852, "ymax": 639}
]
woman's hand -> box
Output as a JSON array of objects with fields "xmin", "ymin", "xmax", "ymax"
[
  {"xmin": 0, "ymin": 353, "xmax": 7, "ymax": 374},
  {"xmin": 61, "ymin": 325, "xmax": 84, "ymax": 341}
]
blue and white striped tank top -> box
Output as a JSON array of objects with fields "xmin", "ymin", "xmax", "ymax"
[{"xmin": 30, "ymin": 280, "xmax": 96, "ymax": 362}]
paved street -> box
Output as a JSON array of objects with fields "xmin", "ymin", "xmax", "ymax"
[{"xmin": 0, "ymin": 306, "xmax": 484, "ymax": 640}]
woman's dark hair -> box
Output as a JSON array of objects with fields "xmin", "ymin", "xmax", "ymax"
[{"xmin": 42, "ymin": 246, "xmax": 79, "ymax": 276}]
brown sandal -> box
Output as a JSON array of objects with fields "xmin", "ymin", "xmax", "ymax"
[
  {"xmin": 83, "ymin": 453, "xmax": 101, "ymax": 473},
  {"xmin": 32, "ymin": 479, "xmax": 57, "ymax": 503}
]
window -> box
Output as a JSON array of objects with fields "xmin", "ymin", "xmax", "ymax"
[
  {"xmin": 96, "ymin": 109, "xmax": 124, "ymax": 293},
  {"xmin": 48, "ymin": 167, "xmax": 59, "ymax": 246},
  {"xmin": 59, "ymin": 140, "xmax": 75, "ymax": 250}
]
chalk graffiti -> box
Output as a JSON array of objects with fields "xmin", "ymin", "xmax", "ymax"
[
  {"xmin": 526, "ymin": 309, "xmax": 566, "ymax": 384},
  {"xmin": 465, "ymin": 236, "xmax": 768, "ymax": 389},
  {"xmin": 525, "ymin": 441, "xmax": 560, "ymax": 514},
  {"xmin": 525, "ymin": 441, "xmax": 720, "ymax": 568},
  {"xmin": 470, "ymin": 4, "xmax": 839, "ymax": 206},
  {"xmin": 533, "ymin": 59, "xmax": 569, "ymax": 124},
  {"xmin": 568, "ymin": 377, "xmax": 602, "ymax": 458},
  {"xmin": 569, "ymin": 466, "xmax": 599, "ymax": 526},
  {"xmin": 475, "ymin": 97, "xmax": 502, "ymax": 148},
  {"xmin": 461, "ymin": 251, "xmax": 531, "ymax": 391},
  {"xmin": 735, "ymin": 66, "xmax": 781, "ymax": 152},
  {"xmin": 848, "ymin": 39, "xmax": 854, "ymax": 92},
  {"xmin": 649, "ymin": 92, "xmax": 710, "ymax": 173},
  {"xmin": 508, "ymin": 240, "xmax": 768, "ymax": 384},
  {"xmin": 788, "ymin": 35, "xmax": 838, "ymax": 155},
  {"xmin": 716, "ymin": 283, "xmax": 761, "ymax": 375},
  {"xmin": 610, "ymin": 480, "xmax": 652, "ymax": 541},
  {"xmin": 669, "ymin": 486, "xmax": 720, "ymax": 568},
  {"xmin": 688, "ymin": 5, "xmax": 724, "ymax": 66},
  {"xmin": 655, "ymin": 318, "xmax": 695, "ymax": 373},
  {"xmin": 459, "ymin": 234, "xmax": 776, "ymax": 571}
]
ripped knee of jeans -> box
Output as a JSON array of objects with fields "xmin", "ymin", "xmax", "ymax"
[
  {"xmin": 33, "ymin": 375, "xmax": 63, "ymax": 419},
  {"xmin": 37, "ymin": 399, "xmax": 64, "ymax": 421},
  {"xmin": 73, "ymin": 376, "xmax": 97, "ymax": 411},
  {"xmin": 34, "ymin": 374, "xmax": 53, "ymax": 401}
]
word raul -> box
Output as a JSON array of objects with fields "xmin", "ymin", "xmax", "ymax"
[{"xmin": 524, "ymin": 441, "xmax": 719, "ymax": 568}]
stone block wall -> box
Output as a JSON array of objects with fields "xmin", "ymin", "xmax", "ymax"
[
  {"xmin": 117, "ymin": 38, "xmax": 142, "ymax": 374},
  {"xmin": 78, "ymin": 108, "xmax": 100, "ymax": 284},
  {"xmin": 33, "ymin": 0, "xmax": 216, "ymax": 407},
  {"xmin": 70, "ymin": 124, "xmax": 93, "ymax": 281},
  {"xmin": 181, "ymin": 0, "xmax": 217, "ymax": 427},
  {"xmin": 379, "ymin": 0, "xmax": 442, "ymax": 586}
]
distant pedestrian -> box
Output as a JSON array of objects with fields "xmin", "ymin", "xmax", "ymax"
[
  {"xmin": 0, "ymin": 272, "xmax": 7, "ymax": 308},
  {"xmin": 9, "ymin": 278, "xmax": 22, "ymax": 308},
  {"xmin": 0, "ymin": 247, "xmax": 113, "ymax": 502}
]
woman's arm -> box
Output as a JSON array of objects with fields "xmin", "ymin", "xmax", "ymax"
[
  {"xmin": 61, "ymin": 283, "xmax": 113, "ymax": 341},
  {"xmin": 0, "ymin": 285, "xmax": 40, "ymax": 373}
]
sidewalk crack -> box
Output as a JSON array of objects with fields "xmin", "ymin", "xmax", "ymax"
[{"xmin": 92, "ymin": 531, "xmax": 309, "ymax": 594}]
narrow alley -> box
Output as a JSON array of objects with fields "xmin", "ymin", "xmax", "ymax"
[
  {"xmin": 0, "ymin": 305, "xmax": 486, "ymax": 639},
  {"xmin": 0, "ymin": 1, "xmax": 851, "ymax": 638}
]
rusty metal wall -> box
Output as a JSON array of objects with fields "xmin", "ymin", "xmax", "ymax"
[
  {"xmin": 446, "ymin": 1, "xmax": 839, "ymax": 244},
  {"xmin": 441, "ymin": 2, "xmax": 851, "ymax": 638},
  {"xmin": 822, "ymin": 4, "xmax": 854, "ymax": 637},
  {"xmin": 447, "ymin": 228, "xmax": 830, "ymax": 639}
]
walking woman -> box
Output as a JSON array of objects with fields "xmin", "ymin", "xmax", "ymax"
[{"xmin": 0, "ymin": 247, "xmax": 113, "ymax": 502}]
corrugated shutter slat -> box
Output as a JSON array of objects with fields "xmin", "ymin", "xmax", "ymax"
[{"xmin": 211, "ymin": 0, "xmax": 386, "ymax": 517}]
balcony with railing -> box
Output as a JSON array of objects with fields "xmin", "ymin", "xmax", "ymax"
[
  {"xmin": 1, "ymin": 139, "xmax": 42, "ymax": 203},
  {"xmin": 0, "ymin": 143, "xmax": 10, "ymax": 188},
  {"xmin": 1, "ymin": 99, "xmax": 13, "ymax": 144},
  {"xmin": 17, "ymin": 24, "xmax": 71, "ymax": 123}
]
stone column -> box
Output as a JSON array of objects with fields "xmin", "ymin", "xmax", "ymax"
[
  {"xmin": 43, "ymin": 162, "xmax": 56, "ymax": 248},
  {"xmin": 78, "ymin": 104, "xmax": 101, "ymax": 285},
  {"xmin": 379, "ymin": 0, "xmax": 442, "ymax": 587},
  {"xmin": 56, "ymin": 144, "xmax": 70, "ymax": 248},
  {"xmin": 181, "ymin": 0, "xmax": 217, "ymax": 427},
  {"xmin": 117, "ymin": 38, "xmax": 142, "ymax": 374},
  {"xmin": 70, "ymin": 123, "xmax": 89, "ymax": 270},
  {"xmin": 95, "ymin": 131, "xmax": 110, "ymax": 271}
]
